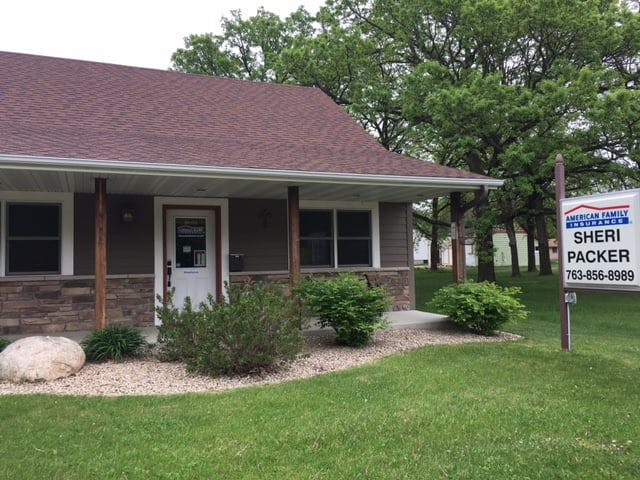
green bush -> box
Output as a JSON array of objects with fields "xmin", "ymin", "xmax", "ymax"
[
  {"xmin": 156, "ymin": 282, "xmax": 305, "ymax": 376},
  {"xmin": 0, "ymin": 337, "xmax": 10, "ymax": 353},
  {"xmin": 430, "ymin": 281, "xmax": 527, "ymax": 335},
  {"xmin": 81, "ymin": 324, "xmax": 148, "ymax": 362},
  {"xmin": 155, "ymin": 294, "xmax": 201, "ymax": 363},
  {"xmin": 295, "ymin": 273, "xmax": 390, "ymax": 347}
]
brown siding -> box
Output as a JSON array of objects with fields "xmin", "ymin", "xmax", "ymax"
[
  {"xmin": 380, "ymin": 202, "xmax": 410, "ymax": 267},
  {"xmin": 229, "ymin": 198, "xmax": 288, "ymax": 271},
  {"xmin": 74, "ymin": 194, "xmax": 154, "ymax": 275}
]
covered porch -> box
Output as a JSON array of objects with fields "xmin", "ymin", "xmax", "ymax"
[{"xmin": 0, "ymin": 157, "xmax": 494, "ymax": 335}]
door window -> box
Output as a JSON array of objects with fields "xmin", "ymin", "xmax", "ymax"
[{"xmin": 175, "ymin": 217, "xmax": 206, "ymax": 268}]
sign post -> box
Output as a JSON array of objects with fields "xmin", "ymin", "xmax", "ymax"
[
  {"xmin": 555, "ymin": 155, "xmax": 571, "ymax": 350},
  {"xmin": 557, "ymin": 154, "xmax": 640, "ymax": 350}
]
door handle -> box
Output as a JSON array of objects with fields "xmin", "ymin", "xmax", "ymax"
[{"xmin": 166, "ymin": 260, "xmax": 172, "ymax": 287}]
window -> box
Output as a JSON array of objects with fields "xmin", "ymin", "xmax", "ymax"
[
  {"xmin": 300, "ymin": 210, "xmax": 333, "ymax": 267},
  {"xmin": 337, "ymin": 211, "xmax": 371, "ymax": 267},
  {"xmin": 300, "ymin": 209, "xmax": 372, "ymax": 268},
  {"xmin": 6, "ymin": 203, "xmax": 61, "ymax": 274},
  {"xmin": 175, "ymin": 217, "xmax": 207, "ymax": 268}
]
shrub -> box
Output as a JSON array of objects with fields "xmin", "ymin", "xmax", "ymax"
[
  {"xmin": 81, "ymin": 324, "xmax": 148, "ymax": 362},
  {"xmin": 0, "ymin": 337, "xmax": 10, "ymax": 353},
  {"xmin": 430, "ymin": 282, "xmax": 527, "ymax": 335},
  {"xmin": 295, "ymin": 273, "xmax": 390, "ymax": 347},
  {"xmin": 155, "ymin": 294, "xmax": 201, "ymax": 363},
  {"xmin": 156, "ymin": 282, "xmax": 305, "ymax": 376}
]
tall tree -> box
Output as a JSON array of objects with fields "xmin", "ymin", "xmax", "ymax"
[{"xmin": 171, "ymin": 0, "xmax": 640, "ymax": 280}]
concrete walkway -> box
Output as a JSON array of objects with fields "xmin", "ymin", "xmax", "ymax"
[{"xmin": 4, "ymin": 310, "xmax": 450, "ymax": 344}]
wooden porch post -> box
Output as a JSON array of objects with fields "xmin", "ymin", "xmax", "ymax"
[
  {"xmin": 450, "ymin": 192, "xmax": 465, "ymax": 283},
  {"xmin": 94, "ymin": 178, "xmax": 107, "ymax": 330},
  {"xmin": 288, "ymin": 186, "xmax": 300, "ymax": 286}
]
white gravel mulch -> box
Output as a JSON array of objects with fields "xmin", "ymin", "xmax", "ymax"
[{"xmin": 0, "ymin": 329, "xmax": 521, "ymax": 397}]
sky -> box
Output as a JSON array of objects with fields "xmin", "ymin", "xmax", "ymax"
[{"xmin": 1, "ymin": 0, "xmax": 326, "ymax": 70}]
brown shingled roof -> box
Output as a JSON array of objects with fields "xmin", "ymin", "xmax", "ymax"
[{"xmin": 0, "ymin": 51, "xmax": 488, "ymax": 181}]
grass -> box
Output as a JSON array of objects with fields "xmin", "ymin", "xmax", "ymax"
[{"xmin": 1, "ymin": 268, "xmax": 639, "ymax": 479}]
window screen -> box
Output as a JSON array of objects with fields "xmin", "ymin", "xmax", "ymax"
[{"xmin": 7, "ymin": 203, "xmax": 61, "ymax": 274}]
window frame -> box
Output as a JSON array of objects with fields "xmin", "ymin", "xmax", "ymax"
[
  {"xmin": 298, "ymin": 201, "xmax": 380, "ymax": 269},
  {"xmin": 0, "ymin": 192, "xmax": 74, "ymax": 276}
]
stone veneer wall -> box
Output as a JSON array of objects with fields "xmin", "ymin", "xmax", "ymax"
[
  {"xmin": 230, "ymin": 268, "xmax": 413, "ymax": 311},
  {"xmin": 0, "ymin": 274, "xmax": 154, "ymax": 335}
]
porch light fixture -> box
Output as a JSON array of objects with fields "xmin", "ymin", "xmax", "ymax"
[{"xmin": 120, "ymin": 206, "xmax": 135, "ymax": 223}]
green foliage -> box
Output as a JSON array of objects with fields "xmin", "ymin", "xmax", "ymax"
[
  {"xmin": 155, "ymin": 293, "xmax": 200, "ymax": 363},
  {"xmin": 81, "ymin": 325, "xmax": 147, "ymax": 362},
  {"xmin": 156, "ymin": 282, "xmax": 305, "ymax": 376},
  {"xmin": 430, "ymin": 281, "xmax": 527, "ymax": 335},
  {"xmin": 0, "ymin": 336, "xmax": 10, "ymax": 353},
  {"xmin": 173, "ymin": 0, "xmax": 640, "ymax": 278},
  {"xmin": 295, "ymin": 273, "xmax": 390, "ymax": 347}
]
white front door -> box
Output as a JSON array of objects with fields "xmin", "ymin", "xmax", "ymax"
[{"xmin": 165, "ymin": 209, "xmax": 216, "ymax": 308}]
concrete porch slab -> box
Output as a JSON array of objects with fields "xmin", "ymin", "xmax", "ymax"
[
  {"xmin": 385, "ymin": 310, "xmax": 450, "ymax": 330},
  {"xmin": 302, "ymin": 310, "xmax": 450, "ymax": 333},
  {"xmin": 3, "ymin": 327, "xmax": 160, "ymax": 345}
]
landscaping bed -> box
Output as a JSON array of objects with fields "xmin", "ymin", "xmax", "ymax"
[{"xmin": 0, "ymin": 328, "xmax": 519, "ymax": 396}]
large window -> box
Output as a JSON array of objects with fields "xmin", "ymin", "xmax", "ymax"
[
  {"xmin": 337, "ymin": 211, "xmax": 371, "ymax": 266},
  {"xmin": 300, "ymin": 209, "xmax": 372, "ymax": 268},
  {"xmin": 6, "ymin": 203, "xmax": 61, "ymax": 274},
  {"xmin": 300, "ymin": 210, "xmax": 333, "ymax": 267}
]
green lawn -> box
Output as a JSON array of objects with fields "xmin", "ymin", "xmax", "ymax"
[{"xmin": 1, "ymin": 269, "xmax": 639, "ymax": 479}]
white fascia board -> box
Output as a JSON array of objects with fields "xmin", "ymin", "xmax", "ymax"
[{"xmin": 0, "ymin": 154, "xmax": 504, "ymax": 190}]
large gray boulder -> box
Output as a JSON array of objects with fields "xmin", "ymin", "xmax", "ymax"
[{"xmin": 0, "ymin": 336, "xmax": 85, "ymax": 382}]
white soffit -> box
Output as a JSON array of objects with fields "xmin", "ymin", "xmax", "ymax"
[{"xmin": 0, "ymin": 154, "xmax": 503, "ymax": 202}]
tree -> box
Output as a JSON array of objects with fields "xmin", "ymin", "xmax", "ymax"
[
  {"xmin": 172, "ymin": 8, "xmax": 314, "ymax": 82},
  {"xmin": 346, "ymin": 0, "xmax": 640, "ymax": 278},
  {"xmin": 171, "ymin": 0, "xmax": 640, "ymax": 280},
  {"xmin": 414, "ymin": 198, "xmax": 449, "ymax": 271}
]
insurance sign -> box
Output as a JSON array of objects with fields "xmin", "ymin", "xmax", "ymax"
[{"xmin": 560, "ymin": 190, "xmax": 640, "ymax": 291}]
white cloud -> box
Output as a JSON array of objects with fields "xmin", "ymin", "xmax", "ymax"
[{"xmin": 0, "ymin": 0, "xmax": 325, "ymax": 69}]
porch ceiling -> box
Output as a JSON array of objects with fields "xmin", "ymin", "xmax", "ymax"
[{"xmin": 0, "ymin": 159, "xmax": 501, "ymax": 202}]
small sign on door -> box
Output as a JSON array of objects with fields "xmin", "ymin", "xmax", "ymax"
[{"xmin": 194, "ymin": 250, "xmax": 206, "ymax": 267}]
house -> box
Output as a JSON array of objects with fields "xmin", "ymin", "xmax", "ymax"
[
  {"xmin": 548, "ymin": 238, "xmax": 559, "ymax": 261},
  {"xmin": 414, "ymin": 231, "xmax": 539, "ymax": 268},
  {"xmin": 414, "ymin": 234, "xmax": 476, "ymax": 267},
  {"xmin": 0, "ymin": 51, "xmax": 501, "ymax": 335}
]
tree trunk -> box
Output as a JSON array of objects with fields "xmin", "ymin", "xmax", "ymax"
[
  {"xmin": 476, "ymin": 227, "xmax": 496, "ymax": 282},
  {"xmin": 504, "ymin": 218, "xmax": 521, "ymax": 277},
  {"xmin": 474, "ymin": 192, "xmax": 496, "ymax": 282},
  {"xmin": 430, "ymin": 197, "xmax": 440, "ymax": 271},
  {"xmin": 430, "ymin": 225, "xmax": 440, "ymax": 271},
  {"xmin": 526, "ymin": 217, "xmax": 537, "ymax": 272},
  {"xmin": 535, "ymin": 205, "xmax": 553, "ymax": 276}
]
